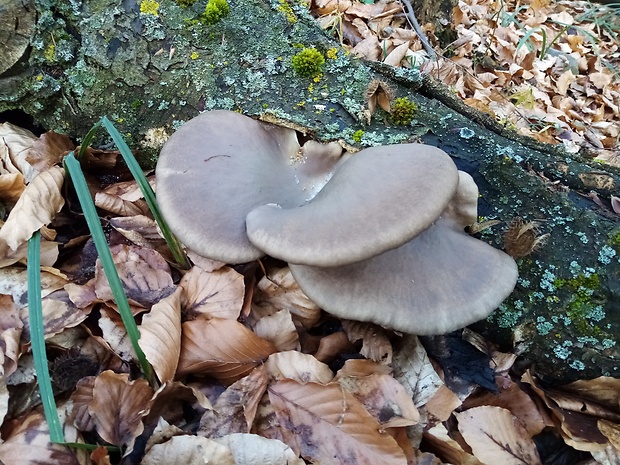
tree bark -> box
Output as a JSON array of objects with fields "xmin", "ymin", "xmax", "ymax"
[{"xmin": 1, "ymin": 0, "xmax": 619, "ymax": 383}]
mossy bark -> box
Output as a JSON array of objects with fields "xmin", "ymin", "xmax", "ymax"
[{"xmin": 1, "ymin": 0, "xmax": 619, "ymax": 383}]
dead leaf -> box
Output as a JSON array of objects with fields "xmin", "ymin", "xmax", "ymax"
[
  {"xmin": 342, "ymin": 320, "xmax": 392, "ymax": 364},
  {"xmin": 178, "ymin": 318, "xmax": 276, "ymax": 384},
  {"xmin": 463, "ymin": 376, "xmax": 547, "ymax": 436},
  {"xmin": 94, "ymin": 244, "xmax": 175, "ymax": 308},
  {"xmin": 265, "ymin": 350, "xmax": 334, "ymax": 384},
  {"xmin": 139, "ymin": 287, "xmax": 183, "ymax": 384},
  {"xmin": 0, "ymin": 294, "xmax": 23, "ymax": 377},
  {"xmin": 198, "ymin": 365, "xmax": 268, "ymax": 437},
  {"xmin": 141, "ymin": 435, "xmax": 235, "ymax": 465},
  {"xmin": 598, "ymin": 419, "xmax": 620, "ymax": 451},
  {"xmin": 180, "ymin": 265, "xmax": 245, "ymax": 320},
  {"xmin": 336, "ymin": 373, "xmax": 420, "ymax": 428},
  {"xmin": 215, "ymin": 433, "xmax": 305, "ymax": 465},
  {"xmin": 251, "ymin": 267, "xmax": 321, "ymax": 328},
  {"xmin": 456, "ymin": 406, "xmax": 542, "ymax": 465},
  {"xmin": 98, "ymin": 306, "xmax": 137, "ymax": 362},
  {"xmin": 94, "ymin": 177, "xmax": 154, "ymax": 217},
  {"xmin": 89, "ymin": 370, "xmax": 154, "ymax": 452},
  {"xmin": 0, "ymin": 166, "xmax": 64, "ymax": 253},
  {"xmin": 0, "ymin": 411, "xmax": 81, "ymax": 465},
  {"xmin": 0, "ymin": 173, "xmax": 26, "ymax": 204},
  {"xmin": 252, "ymin": 309, "xmax": 300, "ymax": 351},
  {"xmin": 424, "ymin": 423, "xmax": 484, "ymax": 465},
  {"xmin": 392, "ymin": 334, "xmax": 444, "ymax": 408},
  {"xmin": 269, "ymin": 379, "xmax": 407, "ymax": 465}
]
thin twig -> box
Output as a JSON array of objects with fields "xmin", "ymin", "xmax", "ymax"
[{"xmin": 399, "ymin": 0, "xmax": 436, "ymax": 58}]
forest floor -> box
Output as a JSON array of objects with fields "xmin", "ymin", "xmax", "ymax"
[{"xmin": 0, "ymin": 0, "xmax": 618, "ymax": 464}]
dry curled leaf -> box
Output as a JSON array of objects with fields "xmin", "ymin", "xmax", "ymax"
[
  {"xmin": 141, "ymin": 435, "xmax": 235, "ymax": 465},
  {"xmin": 89, "ymin": 371, "xmax": 154, "ymax": 452},
  {"xmin": 178, "ymin": 318, "xmax": 276, "ymax": 384},
  {"xmin": 0, "ymin": 166, "xmax": 64, "ymax": 253},
  {"xmin": 215, "ymin": 433, "xmax": 305, "ymax": 465},
  {"xmin": 456, "ymin": 406, "xmax": 542, "ymax": 465},
  {"xmin": 265, "ymin": 351, "xmax": 334, "ymax": 384},
  {"xmin": 252, "ymin": 309, "xmax": 300, "ymax": 352},
  {"xmin": 139, "ymin": 287, "xmax": 183, "ymax": 384},
  {"xmin": 94, "ymin": 244, "xmax": 175, "ymax": 308},
  {"xmin": 180, "ymin": 266, "xmax": 245, "ymax": 320},
  {"xmin": 268, "ymin": 380, "xmax": 407, "ymax": 465}
]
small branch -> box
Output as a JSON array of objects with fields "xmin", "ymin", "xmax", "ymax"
[{"xmin": 399, "ymin": 0, "xmax": 436, "ymax": 58}]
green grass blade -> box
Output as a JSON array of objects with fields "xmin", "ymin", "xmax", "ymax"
[
  {"xmin": 76, "ymin": 121, "xmax": 102, "ymax": 160},
  {"xmin": 99, "ymin": 117, "xmax": 191, "ymax": 269},
  {"xmin": 27, "ymin": 231, "xmax": 65, "ymax": 443},
  {"xmin": 63, "ymin": 152, "xmax": 154, "ymax": 383}
]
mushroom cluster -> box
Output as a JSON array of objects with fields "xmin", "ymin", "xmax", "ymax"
[{"xmin": 156, "ymin": 110, "xmax": 518, "ymax": 335}]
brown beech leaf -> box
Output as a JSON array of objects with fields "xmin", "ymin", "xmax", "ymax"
[
  {"xmin": 70, "ymin": 376, "xmax": 97, "ymax": 433},
  {"xmin": 177, "ymin": 318, "xmax": 276, "ymax": 385},
  {"xmin": 559, "ymin": 376, "xmax": 620, "ymax": 411},
  {"xmin": 0, "ymin": 294, "xmax": 23, "ymax": 377},
  {"xmin": 89, "ymin": 371, "xmax": 154, "ymax": 452},
  {"xmin": 139, "ymin": 287, "xmax": 182, "ymax": 384},
  {"xmin": 265, "ymin": 351, "xmax": 334, "ymax": 384},
  {"xmin": 424, "ymin": 384, "xmax": 462, "ymax": 423},
  {"xmin": 423, "ymin": 423, "xmax": 484, "ymax": 465},
  {"xmin": 456, "ymin": 406, "xmax": 542, "ymax": 465},
  {"xmin": 268, "ymin": 380, "xmax": 407, "ymax": 465},
  {"xmin": 147, "ymin": 381, "xmax": 213, "ymax": 426},
  {"xmin": 392, "ymin": 334, "xmax": 444, "ymax": 408},
  {"xmin": 199, "ymin": 365, "xmax": 268, "ymax": 437},
  {"xmin": 252, "ymin": 309, "xmax": 300, "ymax": 351},
  {"xmin": 94, "ymin": 178, "xmax": 154, "ymax": 217},
  {"xmin": 98, "ymin": 306, "xmax": 137, "ymax": 362},
  {"xmin": 336, "ymin": 373, "xmax": 420, "ymax": 428},
  {"xmin": 313, "ymin": 331, "xmax": 354, "ymax": 364},
  {"xmin": 335, "ymin": 359, "xmax": 393, "ymax": 378},
  {"xmin": 0, "ymin": 173, "xmax": 26, "ymax": 204},
  {"xmin": 95, "ymin": 244, "xmax": 174, "ymax": 308},
  {"xmin": 0, "ymin": 166, "xmax": 64, "ymax": 252},
  {"xmin": 598, "ymin": 419, "xmax": 620, "ymax": 451},
  {"xmin": 341, "ymin": 320, "xmax": 392, "ymax": 364},
  {"xmin": 0, "ymin": 123, "xmax": 39, "ymax": 181},
  {"xmin": 141, "ymin": 435, "xmax": 235, "ymax": 465},
  {"xmin": 180, "ymin": 266, "xmax": 245, "ymax": 320},
  {"xmin": 215, "ymin": 433, "xmax": 305, "ymax": 465},
  {"xmin": 251, "ymin": 267, "xmax": 321, "ymax": 328},
  {"xmin": 463, "ymin": 376, "xmax": 546, "ymax": 436},
  {"xmin": 109, "ymin": 215, "xmax": 167, "ymax": 250},
  {"xmin": 0, "ymin": 267, "xmax": 68, "ymax": 309},
  {"xmin": 0, "ymin": 372, "xmax": 8, "ymax": 430},
  {"xmin": 25, "ymin": 130, "xmax": 74, "ymax": 173},
  {"xmin": 0, "ymin": 411, "xmax": 81, "ymax": 465}
]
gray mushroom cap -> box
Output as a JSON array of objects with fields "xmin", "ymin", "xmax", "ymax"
[
  {"xmin": 246, "ymin": 144, "xmax": 460, "ymax": 267},
  {"xmin": 155, "ymin": 111, "xmax": 345, "ymax": 263},
  {"xmin": 289, "ymin": 172, "xmax": 518, "ymax": 335}
]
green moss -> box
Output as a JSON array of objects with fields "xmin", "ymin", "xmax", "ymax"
[
  {"xmin": 390, "ymin": 97, "xmax": 417, "ymax": 125},
  {"xmin": 140, "ymin": 0, "xmax": 160, "ymax": 16},
  {"xmin": 352, "ymin": 129, "xmax": 364, "ymax": 143},
  {"xmin": 291, "ymin": 47, "xmax": 325, "ymax": 79},
  {"xmin": 202, "ymin": 0, "xmax": 230, "ymax": 25},
  {"xmin": 278, "ymin": 0, "xmax": 297, "ymax": 23},
  {"xmin": 555, "ymin": 273, "xmax": 606, "ymax": 336},
  {"xmin": 174, "ymin": 0, "xmax": 197, "ymax": 6},
  {"xmin": 609, "ymin": 230, "xmax": 620, "ymax": 251}
]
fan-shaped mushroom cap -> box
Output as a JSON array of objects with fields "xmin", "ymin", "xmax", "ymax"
[
  {"xmin": 289, "ymin": 172, "xmax": 518, "ymax": 335},
  {"xmin": 246, "ymin": 144, "xmax": 460, "ymax": 267},
  {"xmin": 155, "ymin": 111, "xmax": 345, "ymax": 263}
]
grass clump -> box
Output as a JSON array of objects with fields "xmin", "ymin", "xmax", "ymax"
[{"xmin": 291, "ymin": 47, "xmax": 325, "ymax": 79}]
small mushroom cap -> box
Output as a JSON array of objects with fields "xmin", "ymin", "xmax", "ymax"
[
  {"xmin": 155, "ymin": 111, "xmax": 345, "ymax": 263},
  {"xmin": 289, "ymin": 217, "xmax": 518, "ymax": 335},
  {"xmin": 246, "ymin": 144, "xmax": 460, "ymax": 267}
]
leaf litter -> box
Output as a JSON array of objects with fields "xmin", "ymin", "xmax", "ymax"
[{"xmin": 1, "ymin": 15, "xmax": 620, "ymax": 464}]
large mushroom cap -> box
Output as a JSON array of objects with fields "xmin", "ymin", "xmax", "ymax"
[
  {"xmin": 289, "ymin": 220, "xmax": 518, "ymax": 334},
  {"xmin": 246, "ymin": 144, "xmax": 460, "ymax": 267},
  {"xmin": 289, "ymin": 171, "xmax": 518, "ymax": 335},
  {"xmin": 155, "ymin": 111, "xmax": 345, "ymax": 263}
]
